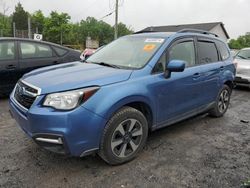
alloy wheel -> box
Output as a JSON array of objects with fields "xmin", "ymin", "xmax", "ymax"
[
  {"xmin": 218, "ymin": 89, "xmax": 230, "ymax": 113},
  {"xmin": 111, "ymin": 119, "xmax": 143, "ymax": 158}
]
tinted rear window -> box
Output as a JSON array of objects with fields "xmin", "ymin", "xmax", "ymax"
[{"xmin": 198, "ymin": 41, "xmax": 219, "ymax": 64}]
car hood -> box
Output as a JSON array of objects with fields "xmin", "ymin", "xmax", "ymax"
[{"xmin": 22, "ymin": 62, "xmax": 132, "ymax": 94}]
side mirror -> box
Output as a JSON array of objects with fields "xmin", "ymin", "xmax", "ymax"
[{"xmin": 164, "ymin": 60, "xmax": 186, "ymax": 78}]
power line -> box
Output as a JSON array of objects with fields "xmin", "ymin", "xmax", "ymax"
[{"xmin": 99, "ymin": 10, "xmax": 115, "ymax": 21}]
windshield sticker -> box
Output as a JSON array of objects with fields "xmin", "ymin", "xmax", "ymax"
[
  {"xmin": 145, "ymin": 38, "xmax": 164, "ymax": 43},
  {"xmin": 143, "ymin": 44, "xmax": 156, "ymax": 52}
]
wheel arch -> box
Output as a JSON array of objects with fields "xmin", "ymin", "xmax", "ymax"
[
  {"xmin": 104, "ymin": 96, "xmax": 155, "ymax": 130},
  {"xmin": 222, "ymin": 69, "xmax": 235, "ymax": 90},
  {"xmin": 224, "ymin": 80, "xmax": 234, "ymax": 90}
]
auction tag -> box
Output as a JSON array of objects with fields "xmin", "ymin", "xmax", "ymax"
[
  {"xmin": 145, "ymin": 38, "xmax": 164, "ymax": 43},
  {"xmin": 143, "ymin": 44, "xmax": 156, "ymax": 51}
]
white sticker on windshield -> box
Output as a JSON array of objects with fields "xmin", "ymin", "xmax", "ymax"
[{"xmin": 145, "ymin": 38, "xmax": 165, "ymax": 43}]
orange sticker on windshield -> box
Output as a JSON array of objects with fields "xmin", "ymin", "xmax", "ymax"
[{"xmin": 143, "ymin": 44, "xmax": 156, "ymax": 52}]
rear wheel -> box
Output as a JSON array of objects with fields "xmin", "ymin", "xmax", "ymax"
[
  {"xmin": 209, "ymin": 85, "xmax": 231, "ymax": 117},
  {"xmin": 99, "ymin": 107, "xmax": 148, "ymax": 165}
]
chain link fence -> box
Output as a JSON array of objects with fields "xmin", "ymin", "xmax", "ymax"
[{"xmin": 0, "ymin": 29, "xmax": 36, "ymax": 38}]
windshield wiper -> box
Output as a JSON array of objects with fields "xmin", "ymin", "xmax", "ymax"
[{"xmin": 91, "ymin": 62, "xmax": 121, "ymax": 69}]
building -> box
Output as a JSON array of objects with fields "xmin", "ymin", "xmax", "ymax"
[{"xmin": 137, "ymin": 22, "xmax": 230, "ymax": 41}]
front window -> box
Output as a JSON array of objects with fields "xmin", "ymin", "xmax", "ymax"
[
  {"xmin": 236, "ymin": 49, "xmax": 250, "ymax": 60},
  {"xmin": 87, "ymin": 36, "xmax": 165, "ymax": 69},
  {"xmin": 169, "ymin": 41, "xmax": 196, "ymax": 67}
]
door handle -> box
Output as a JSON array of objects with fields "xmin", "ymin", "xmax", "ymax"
[
  {"xmin": 220, "ymin": 66, "xmax": 224, "ymax": 71},
  {"xmin": 193, "ymin": 73, "xmax": 201, "ymax": 79},
  {"xmin": 6, "ymin": 64, "xmax": 16, "ymax": 70}
]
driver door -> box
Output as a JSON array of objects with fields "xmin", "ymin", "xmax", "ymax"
[{"xmin": 151, "ymin": 38, "xmax": 205, "ymax": 127}]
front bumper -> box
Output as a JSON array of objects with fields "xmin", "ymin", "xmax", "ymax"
[
  {"xmin": 234, "ymin": 74, "xmax": 250, "ymax": 87},
  {"xmin": 9, "ymin": 94, "xmax": 107, "ymax": 156}
]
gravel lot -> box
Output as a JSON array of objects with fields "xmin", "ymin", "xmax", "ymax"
[{"xmin": 0, "ymin": 88, "xmax": 249, "ymax": 188}]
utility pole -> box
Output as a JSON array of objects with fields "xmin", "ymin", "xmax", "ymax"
[
  {"xmin": 114, "ymin": 0, "xmax": 119, "ymax": 40},
  {"xmin": 13, "ymin": 22, "xmax": 16, "ymax": 37},
  {"xmin": 28, "ymin": 17, "xmax": 31, "ymax": 39},
  {"xmin": 60, "ymin": 30, "xmax": 63, "ymax": 45}
]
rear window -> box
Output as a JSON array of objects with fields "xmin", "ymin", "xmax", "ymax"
[
  {"xmin": 20, "ymin": 42, "xmax": 53, "ymax": 59},
  {"xmin": 53, "ymin": 46, "xmax": 68, "ymax": 56},
  {"xmin": 217, "ymin": 41, "xmax": 230, "ymax": 60},
  {"xmin": 198, "ymin": 41, "xmax": 219, "ymax": 64}
]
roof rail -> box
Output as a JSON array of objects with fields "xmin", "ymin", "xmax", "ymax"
[
  {"xmin": 177, "ymin": 29, "xmax": 218, "ymax": 37},
  {"xmin": 134, "ymin": 30, "xmax": 157, "ymax": 34}
]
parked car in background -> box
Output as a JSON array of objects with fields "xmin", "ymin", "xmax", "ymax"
[
  {"xmin": 234, "ymin": 48, "xmax": 250, "ymax": 88},
  {"xmin": 230, "ymin": 49, "xmax": 239, "ymax": 58},
  {"xmin": 0, "ymin": 38, "xmax": 81, "ymax": 97},
  {"xmin": 9, "ymin": 30, "xmax": 235, "ymax": 165}
]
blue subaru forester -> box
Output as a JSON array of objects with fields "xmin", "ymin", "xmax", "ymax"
[{"xmin": 9, "ymin": 30, "xmax": 236, "ymax": 165}]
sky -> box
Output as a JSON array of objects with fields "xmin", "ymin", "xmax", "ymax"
[{"xmin": 1, "ymin": 0, "xmax": 250, "ymax": 39}]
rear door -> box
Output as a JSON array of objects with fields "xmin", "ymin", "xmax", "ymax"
[
  {"xmin": 196, "ymin": 38, "xmax": 222, "ymax": 104},
  {"xmin": 0, "ymin": 40, "xmax": 19, "ymax": 94},
  {"xmin": 18, "ymin": 41, "xmax": 59, "ymax": 77}
]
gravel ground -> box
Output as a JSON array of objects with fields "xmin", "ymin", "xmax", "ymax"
[{"xmin": 0, "ymin": 88, "xmax": 249, "ymax": 188}]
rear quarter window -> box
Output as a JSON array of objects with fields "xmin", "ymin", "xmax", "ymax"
[
  {"xmin": 216, "ymin": 41, "xmax": 230, "ymax": 60},
  {"xmin": 198, "ymin": 41, "xmax": 219, "ymax": 64},
  {"xmin": 52, "ymin": 46, "xmax": 68, "ymax": 56}
]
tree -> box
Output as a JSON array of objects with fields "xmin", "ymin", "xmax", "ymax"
[
  {"xmin": 6, "ymin": 2, "xmax": 134, "ymax": 46},
  {"xmin": 229, "ymin": 33, "xmax": 250, "ymax": 49},
  {"xmin": 12, "ymin": 2, "xmax": 28, "ymax": 30},
  {"xmin": 0, "ymin": 13, "xmax": 12, "ymax": 36},
  {"xmin": 43, "ymin": 11, "xmax": 71, "ymax": 44},
  {"xmin": 31, "ymin": 10, "xmax": 45, "ymax": 33},
  {"xmin": 78, "ymin": 17, "xmax": 114, "ymax": 46},
  {"xmin": 117, "ymin": 23, "xmax": 133, "ymax": 37}
]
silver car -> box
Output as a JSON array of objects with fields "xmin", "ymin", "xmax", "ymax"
[{"xmin": 234, "ymin": 48, "xmax": 250, "ymax": 87}]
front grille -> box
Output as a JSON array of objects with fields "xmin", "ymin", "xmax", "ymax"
[{"xmin": 14, "ymin": 81, "xmax": 39, "ymax": 110}]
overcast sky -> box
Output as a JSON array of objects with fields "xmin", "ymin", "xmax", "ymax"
[{"xmin": 2, "ymin": 0, "xmax": 250, "ymax": 39}]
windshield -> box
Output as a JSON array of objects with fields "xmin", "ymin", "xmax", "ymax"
[
  {"xmin": 87, "ymin": 36, "xmax": 165, "ymax": 69},
  {"xmin": 236, "ymin": 49, "xmax": 250, "ymax": 60}
]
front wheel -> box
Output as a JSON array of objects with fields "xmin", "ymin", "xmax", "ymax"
[
  {"xmin": 99, "ymin": 107, "xmax": 148, "ymax": 165},
  {"xmin": 209, "ymin": 85, "xmax": 232, "ymax": 117}
]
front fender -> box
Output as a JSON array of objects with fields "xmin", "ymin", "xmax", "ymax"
[
  {"xmin": 103, "ymin": 95, "xmax": 156, "ymax": 123},
  {"xmin": 82, "ymin": 82, "xmax": 156, "ymax": 125}
]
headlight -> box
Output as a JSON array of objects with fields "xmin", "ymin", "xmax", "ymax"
[{"xmin": 43, "ymin": 87, "xmax": 99, "ymax": 110}]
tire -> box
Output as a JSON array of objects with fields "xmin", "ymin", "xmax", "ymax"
[
  {"xmin": 99, "ymin": 106, "xmax": 148, "ymax": 165},
  {"xmin": 209, "ymin": 85, "xmax": 232, "ymax": 117}
]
